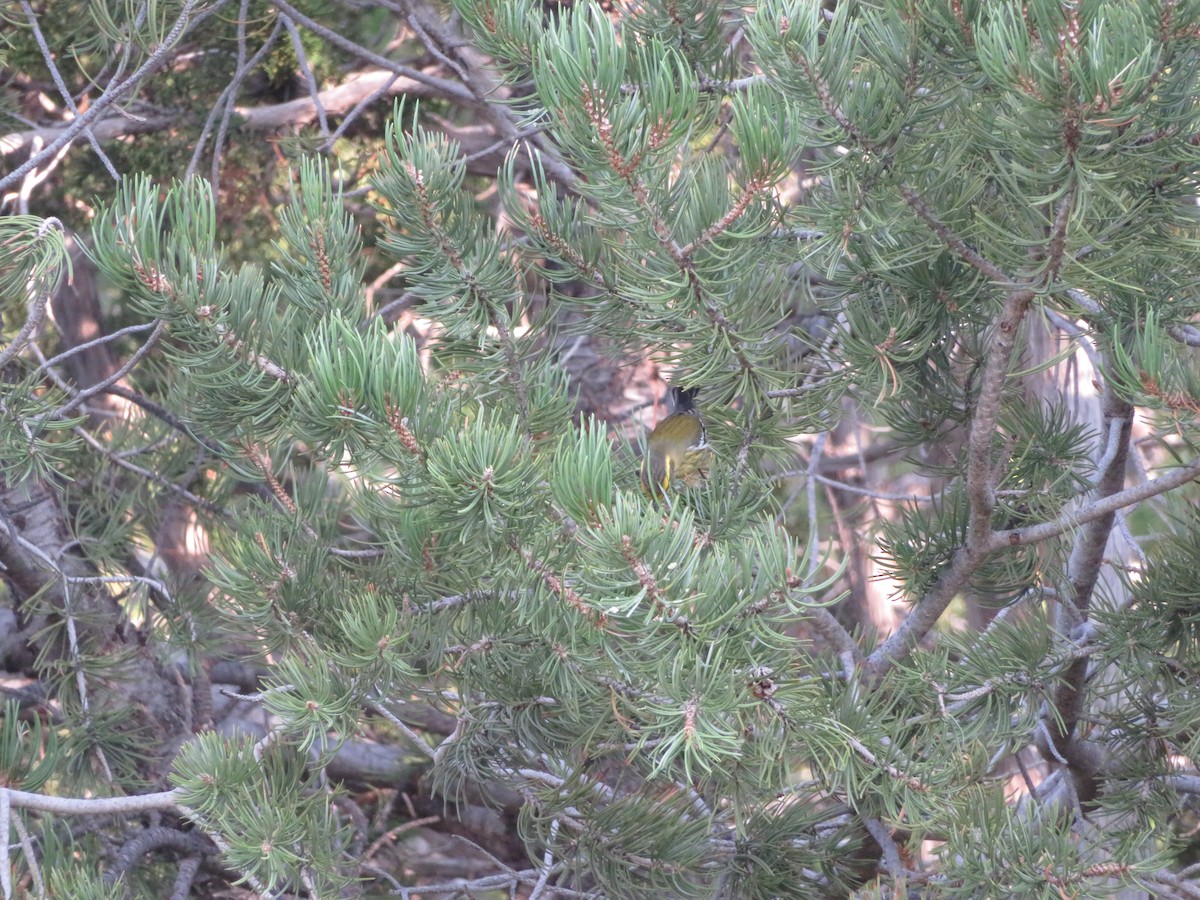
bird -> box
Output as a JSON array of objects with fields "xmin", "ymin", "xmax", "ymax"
[{"xmin": 640, "ymin": 386, "xmax": 710, "ymax": 501}]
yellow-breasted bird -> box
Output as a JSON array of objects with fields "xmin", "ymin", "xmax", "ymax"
[{"xmin": 640, "ymin": 386, "xmax": 710, "ymax": 500}]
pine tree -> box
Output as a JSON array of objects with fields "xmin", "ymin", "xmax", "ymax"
[{"xmin": 3, "ymin": 1, "xmax": 1200, "ymax": 897}]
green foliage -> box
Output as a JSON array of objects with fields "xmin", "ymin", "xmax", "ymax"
[
  {"xmin": 375, "ymin": 108, "xmax": 527, "ymax": 345},
  {"xmin": 6, "ymin": 0, "xmax": 1200, "ymax": 896},
  {"xmin": 935, "ymin": 789, "xmax": 1168, "ymax": 897},
  {"xmin": 173, "ymin": 732, "xmax": 358, "ymax": 895},
  {"xmin": 0, "ymin": 700, "xmax": 58, "ymax": 791},
  {"xmin": 0, "ymin": 219, "xmax": 79, "ymax": 480}
]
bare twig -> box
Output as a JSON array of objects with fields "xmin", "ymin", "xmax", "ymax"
[
  {"xmin": 1167, "ymin": 323, "xmax": 1200, "ymax": 347},
  {"xmin": 1, "ymin": 113, "xmax": 178, "ymax": 166},
  {"xmin": 169, "ymin": 855, "xmax": 203, "ymax": 900},
  {"xmin": 0, "ymin": 0, "xmax": 227, "ymax": 196},
  {"xmin": 12, "ymin": 136, "xmax": 74, "ymax": 216},
  {"xmin": 899, "ymin": 184, "xmax": 1016, "ymax": 286},
  {"xmin": 863, "ymin": 816, "xmax": 902, "ymax": 878},
  {"xmin": 774, "ymin": 469, "xmax": 934, "ymax": 503},
  {"xmin": 393, "ymin": 0, "xmax": 576, "ymax": 185},
  {"xmin": 212, "ymin": 0, "xmax": 254, "ymax": 190},
  {"xmin": 32, "ymin": 321, "xmax": 157, "ymax": 378},
  {"xmin": 1037, "ymin": 357, "xmax": 1134, "ymax": 767},
  {"xmin": 51, "ymin": 320, "xmax": 165, "ymax": 420},
  {"xmin": 527, "ymin": 819, "xmax": 559, "ymax": 900},
  {"xmin": 317, "ymin": 72, "xmax": 400, "ymax": 151},
  {"xmin": 368, "ymin": 699, "xmax": 437, "ymax": 761},
  {"xmin": 72, "ymin": 426, "xmax": 223, "ymax": 514},
  {"xmin": 11, "ymin": 809, "xmax": 43, "ymax": 899},
  {"xmin": 805, "ymin": 432, "xmax": 827, "ymax": 579},
  {"xmin": 186, "ymin": 16, "xmax": 284, "ymax": 180},
  {"xmin": 0, "ymin": 283, "xmax": 51, "ymax": 372},
  {"xmin": 19, "ymin": 1, "xmax": 120, "ymax": 182},
  {"xmin": 103, "ymin": 826, "xmax": 214, "ymax": 887},
  {"xmin": 269, "ymin": 0, "xmax": 474, "ymax": 103},
  {"xmin": 282, "ymin": 14, "xmax": 330, "ymax": 137}
]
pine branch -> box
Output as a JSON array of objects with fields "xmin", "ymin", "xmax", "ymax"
[
  {"xmin": 103, "ymin": 826, "xmax": 215, "ymax": 888},
  {"xmin": 396, "ymin": 0, "xmax": 576, "ymax": 185},
  {"xmin": 865, "ymin": 285, "xmax": 1035, "ymax": 678},
  {"xmin": 986, "ymin": 459, "xmax": 1200, "ymax": 552},
  {"xmin": 898, "ymin": 184, "xmax": 1016, "ymax": 287},
  {"xmin": 1, "ymin": 787, "xmax": 180, "ymax": 815}
]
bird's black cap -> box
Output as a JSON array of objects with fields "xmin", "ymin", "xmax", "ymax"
[{"xmin": 669, "ymin": 386, "xmax": 699, "ymax": 414}]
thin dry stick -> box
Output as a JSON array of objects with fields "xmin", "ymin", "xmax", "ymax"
[
  {"xmin": 19, "ymin": 2, "xmax": 120, "ymax": 181},
  {"xmin": 317, "ymin": 72, "xmax": 400, "ymax": 152},
  {"xmin": 32, "ymin": 321, "xmax": 157, "ymax": 377},
  {"xmin": 53, "ymin": 320, "xmax": 166, "ymax": 419},
  {"xmin": 368, "ymin": 699, "xmax": 436, "ymax": 760},
  {"xmin": 393, "ymin": 0, "xmax": 576, "ymax": 186},
  {"xmin": 72, "ymin": 426, "xmax": 220, "ymax": 512},
  {"xmin": 211, "ymin": 0, "xmax": 253, "ymax": 190},
  {"xmin": 805, "ymin": 432, "xmax": 827, "ymax": 579},
  {"xmin": 11, "ymin": 810, "xmax": 43, "ymax": 899},
  {"xmin": 362, "ymin": 815, "xmax": 441, "ymax": 861},
  {"xmin": 0, "ymin": 0, "xmax": 224, "ymax": 195},
  {"xmin": 0, "ymin": 286, "xmax": 50, "ymax": 371},
  {"xmin": 269, "ymin": 0, "xmax": 474, "ymax": 103},
  {"xmin": 0, "ymin": 787, "xmax": 11, "ymax": 900},
  {"xmin": 54, "ymin": 550, "xmax": 114, "ymax": 783},
  {"xmin": 186, "ymin": 17, "xmax": 283, "ymax": 180},
  {"xmin": 527, "ymin": 819, "xmax": 560, "ymax": 900},
  {"xmin": 282, "ymin": 14, "xmax": 329, "ymax": 137},
  {"xmin": 14, "ymin": 137, "xmax": 74, "ymax": 216}
]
